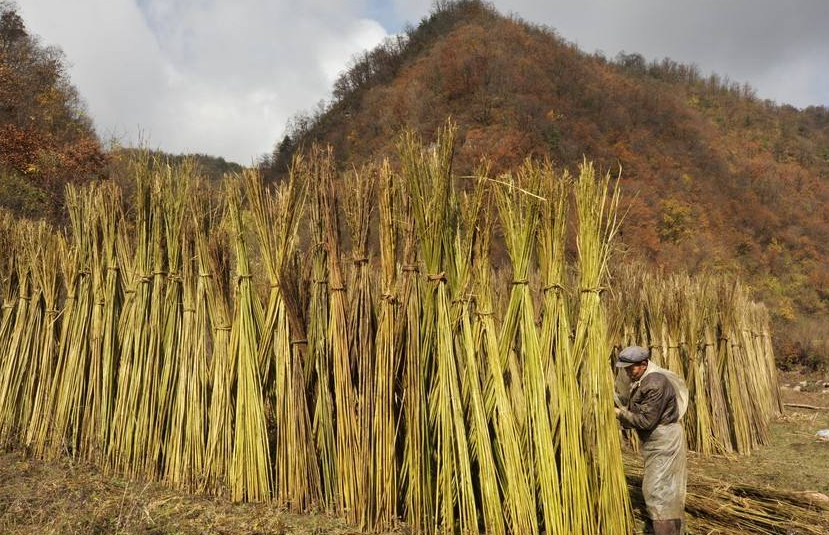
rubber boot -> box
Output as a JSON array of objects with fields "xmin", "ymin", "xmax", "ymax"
[{"xmin": 652, "ymin": 519, "xmax": 682, "ymax": 535}]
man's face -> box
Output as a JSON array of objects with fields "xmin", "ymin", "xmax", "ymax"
[{"xmin": 624, "ymin": 361, "xmax": 648, "ymax": 381}]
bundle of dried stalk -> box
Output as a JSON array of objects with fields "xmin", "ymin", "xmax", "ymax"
[
  {"xmin": 626, "ymin": 463, "xmax": 829, "ymax": 535},
  {"xmin": 607, "ymin": 269, "xmax": 780, "ymax": 456}
]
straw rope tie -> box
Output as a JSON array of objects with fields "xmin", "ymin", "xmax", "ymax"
[
  {"xmin": 402, "ymin": 264, "xmax": 420, "ymax": 273},
  {"xmin": 183, "ymin": 307, "xmax": 195, "ymax": 313},
  {"xmin": 215, "ymin": 325, "xmax": 231, "ymax": 332},
  {"xmin": 511, "ymin": 279, "xmax": 529, "ymax": 285},
  {"xmin": 329, "ymin": 285, "xmax": 345, "ymax": 293},
  {"xmin": 353, "ymin": 257, "xmax": 368, "ymax": 265},
  {"xmin": 580, "ymin": 286, "xmax": 607, "ymax": 294},
  {"xmin": 290, "ymin": 339, "xmax": 308, "ymax": 346},
  {"xmin": 543, "ymin": 283, "xmax": 565, "ymax": 293},
  {"xmin": 426, "ymin": 271, "xmax": 446, "ymax": 283}
]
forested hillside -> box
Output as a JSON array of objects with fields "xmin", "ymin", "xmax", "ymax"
[
  {"xmin": 0, "ymin": 1, "xmax": 106, "ymax": 219},
  {"xmin": 261, "ymin": 1, "xmax": 829, "ymax": 365}
]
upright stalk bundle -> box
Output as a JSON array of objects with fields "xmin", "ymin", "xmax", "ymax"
[
  {"xmin": 572, "ymin": 162, "xmax": 632, "ymax": 535},
  {"xmin": 473, "ymin": 195, "xmax": 536, "ymax": 535},
  {"xmin": 133, "ymin": 176, "xmax": 167, "ymax": 478},
  {"xmin": 78, "ymin": 183, "xmax": 122, "ymax": 463},
  {"xmin": 49, "ymin": 185, "xmax": 95, "ymax": 459},
  {"xmin": 396, "ymin": 190, "xmax": 434, "ymax": 534},
  {"xmin": 98, "ymin": 184, "xmax": 123, "ymax": 463},
  {"xmin": 153, "ymin": 167, "xmax": 190, "ymax": 479},
  {"xmin": 24, "ymin": 224, "xmax": 61, "ymax": 454},
  {"xmin": 343, "ymin": 163, "xmax": 378, "ymax": 526},
  {"xmin": 682, "ymin": 277, "xmax": 714, "ymax": 455},
  {"xmin": 318, "ymin": 147, "xmax": 362, "ymax": 522},
  {"xmin": 277, "ymin": 251, "xmax": 322, "ymax": 509},
  {"xmin": 718, "ymin": 281, "xmax": 754, "ymax": 455},
  {"xmin": 200, "ymin": 199, "xmax": 235, "ymax": 494},
  {"xmin": 0, "ymin": 212, "xmax": 18, "ymax": 368},
  {"xmin": 107, "ymin": 172, "xmax": 143, "ymax": 471},
  {"xmin": 399, "ymin": 123, "xmax": 477, "ymax": 534},
  {"xmin": 307, "ymin": 171, "xmax": 337, "ymax": 508},
  {"xmin": 82, "ymin": 186, "xmax": 107, "ymax": 461},
  {"xmin": 372, "ymin": 161, "xmax": 398, "ymax": 529},
  {"xmin": 164, "ymin": 219, "xmax": 208, "ymax": 491},
  {"xmin": 701, "ymin": 305, "xmax": 731, "ymax": 453},
  {"xmin": 539, "ymin": 167, "xmax": 595, "ymax": 535},
  {"xmin": 453, "ymin": 182, "xmax": 504, "ymax": 535},
  {"xmin": 0, "ymin": 222, "xmax": 39, "ymax": 446},
  {"xmin": 34, "ymin": 234, "xmax": 73, "ymax": 459},
  {"xmin": 247, "ymin": 163, "xmax": 318, "ymax": 509},
  {"xmin": 16, "ymin": 224, "xmax": 48, "ymax": 447},
  {"xmin": 227, "ymin": 185, "xmax": 271, "ymax": 502},
  {"xmin": 494, "ymin": 161, "xmax": 564, "ymax": 535}
]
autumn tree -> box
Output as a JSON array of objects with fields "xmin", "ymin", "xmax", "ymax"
[{"xmin": 0, "ymin": 1, "xmax": 106, "ymax": 219}]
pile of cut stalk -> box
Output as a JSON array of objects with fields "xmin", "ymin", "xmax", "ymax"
[
  {"xmin": 608, "ymin": 269, "xmax": 782, "ymax": 455},
  {"xmin": 0, "ymin": 122, "xmax": 786, "ymax": 534},
  {"xmin": 626, "ymin": 463, "xmax": 829, "ymax": 535}
]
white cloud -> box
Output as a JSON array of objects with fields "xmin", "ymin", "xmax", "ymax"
[{"xmin": 20, "ymin": 0, "xmax": 388, "ymax": 163}]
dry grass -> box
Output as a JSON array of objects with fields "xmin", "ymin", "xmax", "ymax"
[{"xmin": 0, "ymin": 451, "xmax": 401, "ymax": 535}]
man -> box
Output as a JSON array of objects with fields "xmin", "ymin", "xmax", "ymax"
[{"xmin": 615, "ymin": 346, "xmax": 688, "ymax": 535}]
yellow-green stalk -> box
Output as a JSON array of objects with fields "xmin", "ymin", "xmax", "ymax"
[{"xmin": 572, "ymin": 162, "xmax": 632, "ymax": 535}]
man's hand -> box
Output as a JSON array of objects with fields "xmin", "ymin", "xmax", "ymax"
[{"xmin": 614, "ymin": 407, "xmax": 622, "ymax": 417}]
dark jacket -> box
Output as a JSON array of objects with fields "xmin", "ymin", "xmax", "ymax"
[{"xmin": 618, "ymin": 370, "xmax": 680, "ymax": 441}]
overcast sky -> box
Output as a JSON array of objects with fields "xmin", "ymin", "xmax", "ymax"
[{"xmin": 20, "ymin": 0, "xmax": 829, "ymax": 164}]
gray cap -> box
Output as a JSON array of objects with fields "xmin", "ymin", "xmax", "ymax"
[{"xmin": 615, "ymin": 346, "xmax": 649, "ymax": 368}]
